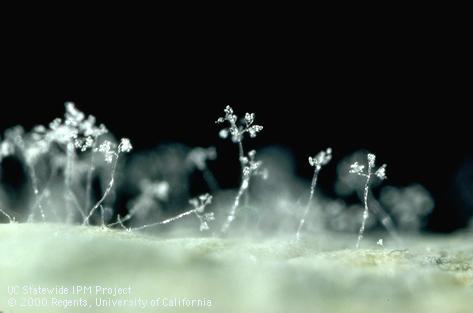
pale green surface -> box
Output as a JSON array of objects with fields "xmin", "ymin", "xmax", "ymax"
[{"xmin": 1, "ymin": 223, "xmax": 473, "ymax": 313}]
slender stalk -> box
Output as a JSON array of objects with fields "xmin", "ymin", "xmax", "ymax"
[
  {"xmin": 116, "ymin": 215, "xmax": 130, "ymax": 231},
  {"xmin": 0, "ymin": 207, "xmax": 13, "ymax": 223},
  {"xmin": 63, "ymin": 147, "xmax": 87, "ymax": 220},
  {"xmin": 17, "ymin": 143, "xmax": 45, "ymax": 222},
  {"xmin": 237, "ymin": 142, "xmax": 251, "ymax": 207},
  {"xmin": 221, "ymin": 141, "xmax": 248, "ymax": 233},
  {"xmin": 26, "ymin": 162, "xmax": 39, "ymax": 195},
  {"xmin": 132, "ymin": 208, "xmax": 197, "ymax": 231},
  {"xmin": 221, "ymin": 177, "xmax": 249, "ymax": 233},
  {"xmin": 296, "ymin": 167, "xmax": 320, "ymax": 240},
  {"xmin": 83, "ymin": 153, "xmax": 119, "ymax": 225},
  {"xmin": 108, "ymin": 213, "xmax": 132, "ymax": 227},
  {"xmin": 356, "ymin": 170, "xmax": 372, "ymax": 248},
  {"xmin": 25, "ymin": 162, "xmax": 46, "ymax": 222},
  {"xmin": 31, "ymin": 185, "xmax": 49, "ymax": 221}
]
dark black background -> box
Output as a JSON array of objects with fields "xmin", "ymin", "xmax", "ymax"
[{"xmin": 0, "ymin": 20, "xmax": 469, "ymax": 232}]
